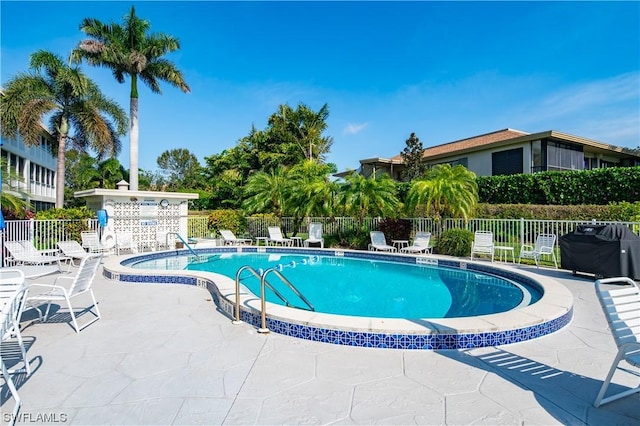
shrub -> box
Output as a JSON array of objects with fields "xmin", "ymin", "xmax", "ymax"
[
  {"xmin": 436, "ymin": 228, "xmax": 474, "ymax": 257},
  {"xmin": 378, "ymin": 218, "xmax": 412, "ymax": 241},
  {"xmin": 207, "ymin": 209, "xmax": 247, "ymax": 236},
  {"xmin": 34, "ymin": 207, "xmax": 95, "ymax": 245}
]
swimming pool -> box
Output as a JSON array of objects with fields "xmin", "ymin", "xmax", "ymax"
[
  {"xmin": 130, "ymin": 252, "xmax": 541, "ymax": 319},
  {"xmin": 103, "ymin": 246, "xmax": 574, "ymax": 350}
]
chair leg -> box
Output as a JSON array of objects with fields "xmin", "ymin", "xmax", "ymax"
[
  {"xmin": 68, "ymin": 291, "xmax": 101, "ymax": 333},
  {"xmin": 594, "ymin": 348, "xmax": 640, "ymax": 407},
  {"xmin": 7, "ymin": 316, "xmax": 31, "ymax": 376},
  {"xmin": 0, "ymin": 357, "xmax": 22, "ymax": 426}
]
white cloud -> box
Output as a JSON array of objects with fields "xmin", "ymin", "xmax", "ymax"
[
  {"xmin": 343, "ymin": 122, "xmax": 369, "ymax": 135},
  {"xmin": 539, "ymin": 72, "xmax": 640, "ymax": 117}
]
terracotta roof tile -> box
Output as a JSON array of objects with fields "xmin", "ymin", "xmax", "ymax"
[{"xmin": 390, "ymin": 128, "xmax": 530, "ymax": 160}]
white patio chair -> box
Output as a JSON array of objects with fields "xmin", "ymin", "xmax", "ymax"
[
  {"xmin": 518, "ymin": 233, "xmax": 558, "ymax": 268},
  {"xmin": 593, "ymin": 277, "xmax": 640, "ymax": 407},
  {"xmin": 267, "ymin": 226, "xmax": 293, "ymax": 246},
  {"xmin": 219, "ymin": 229, "xmax": 253, "ymax": 246},
  {"xmin": 156, "ymin": 229, "xmax": 176, "ymax": 250},
  {"xmin": 57, "ymin": 240, "xmax": 93, "ymax": 266},
  {"xmin": 115, "ymin": 231, "xmax": 138, "ymax": 255},
  {"xmin": 470, "ymin": 231, "xmax": 494, "ymax": 262},
  {"xmin": 1, "ymin": 287, "xmax": 30, "ymax": 426},
  {"xmin": 400, "ymin": 232, "xmax": 432, "ymax": 254},
  {"xmin": 0, "ymin": 269, "xmax": 31, "ymax": 376},
  {"xmin": 304, "ymin": 223, "xmax": 324, "ymax": 248},
  {"xmin": 368, "ymin": 231, "xmax": 397, "ymax": 252},
  {"xmin": 81, "ymin": 231, "xmax": 110, "ymax": 254},
  {"xmin": 23, "ymin": 253, "xmax": 103, "ymax": 333},
  {"xmin": 4, "ymin": 240, "xmax": 67, "ymax": 271}
]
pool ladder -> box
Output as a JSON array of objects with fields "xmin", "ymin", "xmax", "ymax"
[
  {"xmin": 233, "ymin": 265, "xmax": 315, "ymax": 333},
  {"xmin": 168, "ymin": 232, "xmax": 207, "ymax": 263}
]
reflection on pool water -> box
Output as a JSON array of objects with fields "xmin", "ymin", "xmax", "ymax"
[{"xmin": 131, "ymin": 252, "xmax": 542, "ymax": 319}]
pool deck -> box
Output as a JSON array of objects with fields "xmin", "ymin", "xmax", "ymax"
[{"xmin": 2, "ymin": 261, "xmax": 639, "ymax": 425}]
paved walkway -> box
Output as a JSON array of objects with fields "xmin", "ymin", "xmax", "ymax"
[{"xmin": 2, "ymin": 264, "xmax": 639, "ymax": 425}]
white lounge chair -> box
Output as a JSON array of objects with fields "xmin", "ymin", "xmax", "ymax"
[
  {"xmin": 156, "ymin": 229, "xmax": 175, "ymax": 250},
  {"xmin": 470, "ymin": 231, "xmax": 494, "ymax": 262},
  {"xmin": 115, "ymin": 231, "xmax": 138, "ymax": 255},
  {"xmin": 400, "ymin": 232, "xmax": 432, "ymax": 254},
  {"xmin": 23, "ymin": 253, "xmax": 103, "ymax": 333},
  {"xmin": 219, "ymin": 229, "xmax": 253, "ymax": 246},
  {"xmin": 518, "ymin": 233, "xmax": 558, "ymax": 268},
  {"xmin": 369, "ymin": 231, "xmax": 397, "ymax": 252},
  {"xmin": 57, "ymin": 240, "xmax": 93, "ymax": 266},
  {"xmin": 4, "ymin": 240, "xmax": 67, "ymax": 270},
  {"xmin": 267, "ymin": 226, "xmax": 293, "ymax": 246},
  {"xmin": 304, "ymin": 223, "xmax": 324, "ymax": 248},
  {"xmin": 81, "ymin": 231, "xmax": 110, "ymax": 254},
  {"xmin": 593, "ymin": 277, "xmax": 640, "ymax": 407}
]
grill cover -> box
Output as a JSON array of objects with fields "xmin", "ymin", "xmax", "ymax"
[{"xmin": 559, "ymin": 224, "xmax": 640, "ymax": 279}]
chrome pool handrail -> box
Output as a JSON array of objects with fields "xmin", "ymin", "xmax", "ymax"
[{"xmin": 234, "ymin": 265, "xmax": 315, "ymax": 333}]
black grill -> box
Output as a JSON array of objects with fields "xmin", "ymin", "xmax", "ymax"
[{"xmin": 559, "ymin": 224, "xmax": 640, "ymax": 279}]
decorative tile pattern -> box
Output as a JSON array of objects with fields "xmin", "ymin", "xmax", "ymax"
[{"xmin": 104, "ymin": 247, "xmax": 572, "ymax": 350}]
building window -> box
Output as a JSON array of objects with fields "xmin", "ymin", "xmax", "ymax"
[
  {"xmin": 546, "ymin": 141, "xmax": 583, "ymax": 171},
  {"xmin": 531, "ymin": 140, "xmax": 543, "ymax": 172},
  {"xmin": 449, "ymin": 157, "xmax": 468, "ymax": 168},
  {"xmin": 492, "ymin": 148, "xmax": 523, "ymax": 175}
]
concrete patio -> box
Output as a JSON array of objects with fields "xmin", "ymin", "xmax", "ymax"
[{"xmin": 2, "ymin": 263, "xmax": 639, "ymax": 425}]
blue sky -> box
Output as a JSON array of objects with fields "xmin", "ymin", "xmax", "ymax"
[{"xmin": 1, "ymin": 1, "xmax": 639, "ymax": 175}]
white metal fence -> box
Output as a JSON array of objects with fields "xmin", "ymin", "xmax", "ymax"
[
  {"xmin": 3, "ymin": 216, "xmax": 639, "ymax": 265},
  {"xmin": 188, "ymin": 215, "xmax": 640, "ymax": 245}
]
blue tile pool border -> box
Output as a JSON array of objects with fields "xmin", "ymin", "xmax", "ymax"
[{"xmin": 105, "ymin": 247, "xmax": 573, "ymax": 350}]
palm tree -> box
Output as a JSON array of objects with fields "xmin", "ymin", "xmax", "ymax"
[
  {"xmin": 405, "ymin": 164, "xmax": 478, "ymax": 222},
  {"xmin": 337, "ymin": 172, "xmax": 399, "ymax": 230},
  {"xmin": 288, "ymin": 160, "xmax": 337, "ymax": 218},
  {"xmin": 243, "ymin": 167, "xmax": 291, "ymax": 221},
  {"xmin": 267, "ymin": 103, "xmax": 333, "ymax": 162},
  {"xmin": 71, "ymin": 6, "xmax": 190, "ymax": 191},
  {"xmin": 0, "ymin": 50, "xmax": 128, "ymax": 207}
]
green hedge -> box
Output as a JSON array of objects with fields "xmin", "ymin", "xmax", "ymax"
[
  {"xmin": 475, "ymin": 202, "xmax": 640, "ymax": 221},
  {"xmin": 477, "ymin": 166, "xmax": 640, "ymax": 205}
]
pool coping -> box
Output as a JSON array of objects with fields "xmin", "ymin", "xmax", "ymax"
[{"xmin": 102, "ymin": 246, "xmax": 574, "ymax": 350}]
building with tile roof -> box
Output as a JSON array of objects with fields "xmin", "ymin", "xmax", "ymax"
[{"xmin": 336, "ymin": 128, "xmax": 640, "ymax": 180}]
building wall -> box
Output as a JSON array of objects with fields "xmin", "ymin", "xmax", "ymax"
[{"xmin": 1, "ymin": 132, "xmax": 56, "ymax": 210}]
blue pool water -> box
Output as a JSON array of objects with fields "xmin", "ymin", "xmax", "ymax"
[{"xmin": 131, "ymin": 252, "xmax": 542, "ymax": 319}]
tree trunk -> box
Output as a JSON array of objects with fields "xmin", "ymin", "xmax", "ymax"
[
  {"xmin": 55, "ymin": 134, "xmax": 67, "ymax": 208},
  {"xmin": 129, "ymin": 96, "xmax": 139, "ymax": 191}
]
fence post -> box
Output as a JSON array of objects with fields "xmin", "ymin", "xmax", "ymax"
[{"xmin": 520, "ymin": 218, "xmax": 525, "ymax": 249}]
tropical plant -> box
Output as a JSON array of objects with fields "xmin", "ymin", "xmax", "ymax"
[
  {"xmin": 0, "ymin": 50, "xmax": 128, "ymax": 207},
  {"xmin": 96, "ymin": 157, "xmax": 126, "ymax": 189},
  {"xmin": 288, "ymin": 160, "xmax": 337, "ymax": 218},
  {"xmin": 243, "ymin": 167, "xmax": 291, "ymax": 222},
  {"xmin": 405, "ymin": 164, "xmax": 478, "ymax": 221},
  {"xmin": 71, "ymin": 5, "xmax": 190, "ymax": 191},
  {"xmin": 267, "ymin": 103, "xmax": 333, "ymax": 163},
  {"xmin": 336, "ymin": 172, "xmax": 399, "ymax": 230}
]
